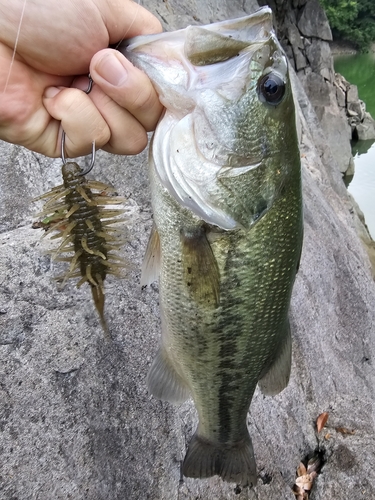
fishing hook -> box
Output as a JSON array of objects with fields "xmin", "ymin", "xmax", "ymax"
[{"xmin": 61, "ymin": 74, "xmax": 96, "ymax": 176}]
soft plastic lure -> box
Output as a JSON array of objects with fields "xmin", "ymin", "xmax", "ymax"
[
  {"xmin": 34, "ymin": 161, "xmax": 127, "ymax": 339},
  {"xmin": 34, "ymin": 75, "xmax": 127, "ymax": 338}
]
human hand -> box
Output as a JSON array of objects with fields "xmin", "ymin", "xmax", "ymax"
[{"xmin": 0, "ymin": 0, "xmax": 163, "ymax": 158}]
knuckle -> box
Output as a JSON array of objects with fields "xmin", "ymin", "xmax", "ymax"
[
  {"xmin": 126, "ymin": 131, "xmax": 148, "ymax": 155},
  {"xmin": 61, "ymin": 88, "xmax": 88, "ymax": 115},
  {"xmin": 130, "ymin": 86, "xmax": 155, "ymax": 112},
  {"xmin": 95, "ymin": 124, "xmax": 111, "ymax": 147},
  {"xmin": 113, "ymin": 127, "xmax": 147, "ymax": 155}
]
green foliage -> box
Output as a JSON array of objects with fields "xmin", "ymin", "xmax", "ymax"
[
  {"xmin": 321, "ymin": 1, "xmax": 358, "ymax": 32},
  {"xmin": 320, "ymin": 0, "xmax": 375, "ymax": 50}
]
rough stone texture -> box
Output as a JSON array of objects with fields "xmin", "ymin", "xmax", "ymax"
[
  {"xmin": 356, "ymin": 112, "xmax": 375, "ymax": 141},
  {"xmin": 1, "ymin": 1, "xmax": 375, "ymax": 500},
  {"xmin": 297, "ymin": 0, "xmax": 332, "ymax": 41},
  {"xmin": 298, "ymin": 71, "xmax": 332, "ymax": 108},
  {"xmin": 319, "ymin": 107, "xmax": 353, "ymax": 174},
  {"xmin": 260, "ymin": 0, "xmax": 354, "ymax": 174},
  {"xmin": 305, "ymin": 40, "xmax": 334, "ymax": 81},
  {"xmin": 347, "ymin": 101, "xmax": 364, "ymax": 121},
  {"xmin": 264, "ymin": 0, "xmax": 375, "ymax": 173},
  {"xmin": 298, "ymin": 71, "xmax": 353, "ymax": 175},
  {"xmin": 334, "ymin": 73, "xmax": 375, "ymax": 142},
  {"xmin": 335, "ymin": 84, "xmax": 346, "ymax": 108},
  {"xmin": 347, "ymin": 84, "xmax": 359, "ymax": 103},
  {"xmin": 287, "ymin": 22, "xmax": 304, "ymax": 49},
  {"xmin": 292, "ymin": 45, "xmax": 308, "ymax": 71}
]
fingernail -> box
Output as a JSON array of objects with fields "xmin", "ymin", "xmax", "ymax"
[
  {"xmin": 95, "ymin": 53, "xmax": 128, "ymax": 86},
  {"xmin": 44, "ymin": 86, "xmax": 62, "ymax": 98}
]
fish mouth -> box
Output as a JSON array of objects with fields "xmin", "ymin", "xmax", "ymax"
[{"xmin": 122, "ymin": 7, "xmax": 289, "ymax": 230}]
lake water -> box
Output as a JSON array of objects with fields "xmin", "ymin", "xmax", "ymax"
[{"xmin": 334, "ymin": 52, "xmax": 375, "ymax": 239}]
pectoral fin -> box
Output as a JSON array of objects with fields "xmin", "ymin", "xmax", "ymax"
[
  {"xmin": 141, "ymin": 223, "xmax": 161, "ymax": 286},
  {"xmin": 180, "ymin": 226, "xmax": 220, "ymax": 307},
  {"xmin": 147, "ymin": 348, "xmax": 190, "ymax": 404},
  {"xmin": 258, "ymin": 320, "xmax": 292, "ymax": 396}
]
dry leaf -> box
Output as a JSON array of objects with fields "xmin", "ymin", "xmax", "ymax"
[
  {"xmin": 295, "ymin": 475, "xmax": 313, "ymax": 491},
  {"xmin": 297, "ymin": 462, "xmax": 307, "ymax": 476},
  {"xmin": 336, "ymin": 427, "xmax": 355, "ymax": 435},
  {"xmin": 307, "ymin": 455, "xmax": 321, "ymax": 474},
  {"xmin": 294, "ymin": 455, "xmax": 321, "ymax": 499},
  {"xmin": 324, "ymin": 433, "xmax": 331, "ymax": 440},
  {"xmin": 293, "ymin": 484, "xmax": 308, "ymax": 500},
  {"xmin": 316, "ymin": 412, "xmax": 329, "ymax": 432}
]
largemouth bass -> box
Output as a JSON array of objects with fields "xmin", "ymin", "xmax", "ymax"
[{"xmin": 121, "ymin": 7, "xmax": 302, "ymax": 487}]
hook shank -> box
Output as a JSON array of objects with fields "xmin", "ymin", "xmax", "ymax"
[{"xmin": 60, "ymin": 74, "xmax": 96, "ymax": 176}]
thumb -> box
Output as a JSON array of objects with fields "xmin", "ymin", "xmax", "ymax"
[{"xmin": 90, "ymin": 49, "xmax": 163, "ymax": 132}]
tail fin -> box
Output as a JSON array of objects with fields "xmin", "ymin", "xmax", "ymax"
[{"xmin": 182, "ymin": 432, "xmax": 257, "ymax": 487}]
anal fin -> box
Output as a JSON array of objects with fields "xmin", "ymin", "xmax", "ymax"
[
  {"xmin": 147, "ymin": 348, "xmax": 190, "ymax": 404},
  {"xmin": 183, "ymin": 432, "xmax": 257, "ymax": 487},
  {"xmin": 258, "ymin": 319, "xmax": 292, "ymax": 396},
  {"xmin": 141, "ymin": 222, "xmax": 161, "ymax": 286}
]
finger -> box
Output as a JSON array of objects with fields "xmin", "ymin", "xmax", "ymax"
[
  {"xmin": 90, "ymin": 49, "xmax": 163, "ymax": 131},
  {"xmin": 42, "ymin": 87, "xmax": 111, "ymax": 158},
  {"xmin": 102, "ymin": 0, "xmax": 163, "ymax": 42},
  {"xmin": 85, "ymin": 84, "xmax": 148, "ymax": 155},
  {"xmin": 0, "ymin": 43, "xmax": 74, "ymax": 152}
]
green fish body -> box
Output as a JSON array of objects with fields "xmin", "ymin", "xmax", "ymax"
[{"xmin": 122, "ymin": 7, "xmax": 302, "ymax": 486}]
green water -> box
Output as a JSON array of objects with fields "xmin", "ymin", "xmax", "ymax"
[
  {"xmin": 334, "ymin": 53, "xmax": 375, "ymax": 239},
  {"xmin": 335, "ymin": 52, "xmax": 375, "ymax": 117}
]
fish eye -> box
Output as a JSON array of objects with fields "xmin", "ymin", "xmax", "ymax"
[{"xmin": 257, "ymin": 73, "xmax": 285, "ymax": 106}]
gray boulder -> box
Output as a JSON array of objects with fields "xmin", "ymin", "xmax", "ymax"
[
  {"xmin": 293, "ymin": 45, "xmax": 308, "ymax": 71},
  {"xmin": 287, "ymin": 22, "xmax": 304, "ymax": 49},
  {"xmin": 269, "ymin": 0, "xmax": 354, "ymax": 175},
  {"xmin": 356, "ymin": 112, "xmax": 375, "ymax": 141},
  {"xmin": 347, "ymin": 84, "xmax": 359, "ymax": 103},
  {"xmin": 318, "ymin": 105, "xmax": 354, "ymax": 174},
  {"xmin": 297, "ymin": 0, "xmax": 332, "ymax": 41},
  {"xmin": 335, "ymin": 84, "xmax": 346, "ymax": 108},
  {"xmin": 347, "ymin": 100, "xmax": 365, "ymax": 121},
  {"xmin": 305, "ymin": 39, "xmax": 334, "ymax": 81},
  {"xmin": 1, "ymin": 1, "xmax": 375, "ymax": 500},
  {"xmin": 298, "ymin": 71, "xmax": 353, "ymax": 174}
]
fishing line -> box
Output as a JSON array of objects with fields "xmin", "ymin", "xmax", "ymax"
[
  {"xmin": 3, "ymin": 0, "xmax": 28, "ymax": 94},
  {"xmin": 114, "ymin": 0, "xmax": 142, "ymax": 50},
  {"xmin": 3, "ymin": 0, "xmax": 141, "ymax": 94}
]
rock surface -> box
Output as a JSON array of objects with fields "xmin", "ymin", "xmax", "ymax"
[
  {"xmin": 262, "ymin": 0, "xmax": 375, "ymax": 174},
  {"xmin": 297, "ymin": 0, "xmax": 332, "ymax": 41},
  {"xmin": 335, "ymin": 74, "xmax": 375, "ymax": 144},
  {"xmin": 1, "ymin": 1, "xmax": 375, "ymax": 500}
]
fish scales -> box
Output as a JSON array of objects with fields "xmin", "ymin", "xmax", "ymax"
[
  {"xmin": 122, "ymin": 6, "xmax": 303, "ymax": 486},
  {"xmin": 150, "ymin": 158, "xmax": 301, "ymax": 441}
]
